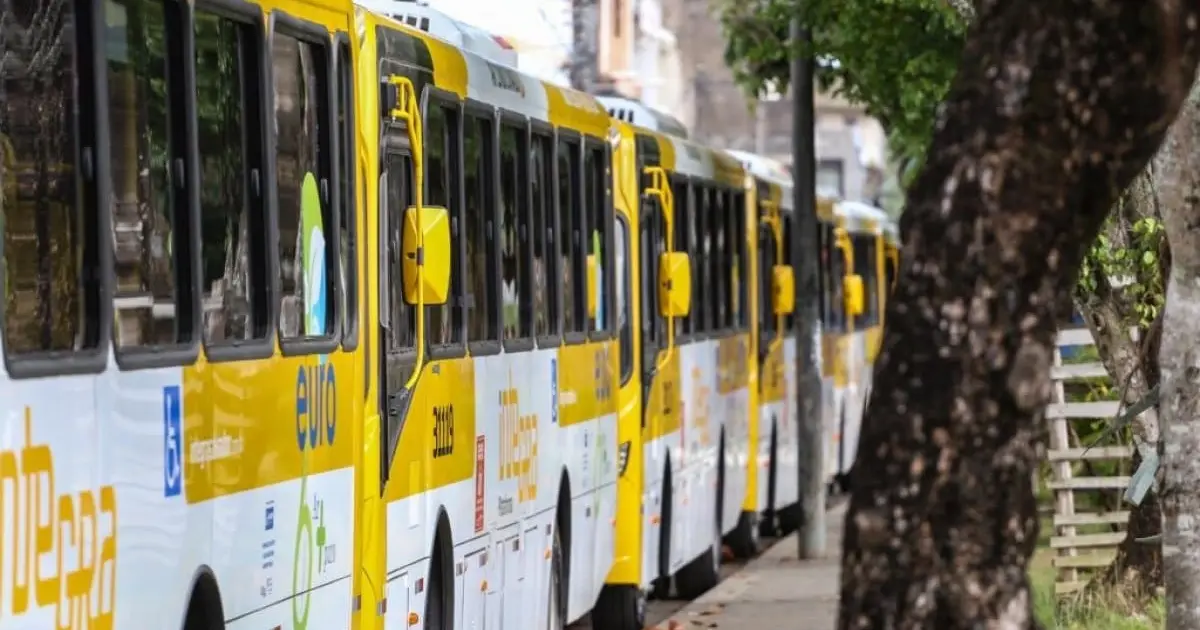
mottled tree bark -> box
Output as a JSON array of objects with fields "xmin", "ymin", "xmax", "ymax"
[
  {"xmin": 837, "ymin": 2, "xmax": 1200, "ymax": 629},
  {"xmin": 1154, "ymin": 80, "xmax": 1200, "ymax": 628}
]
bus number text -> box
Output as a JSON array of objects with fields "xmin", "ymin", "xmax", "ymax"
[{"xmin": 433, "ymin": 404, "xmax": 455, "ymax": 458}]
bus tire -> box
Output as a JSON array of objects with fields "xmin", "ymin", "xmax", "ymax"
[
  {"xmin": 650, "ymin": 461, "xmax": 672, "ymax": 600},
  {"xmin": 591, "ymin": 585, "xmax": 646, "ymax": 630},
  {"xmin": 778, "ymin": 502, "xmax": 799, "ymax": 535},
  {"xmin": 759, "ymin": 423, "xmax": 780, "ymax": 538},
  {"xmin": 674, "ymin": 438, "xmax": 723, "ymax": 600},
  {"xmin": 555, "ymin": 475, "xmax": 572, "ymax": 607},
  {"xmin": 727, "ymin": 510, "xmax": 760, "ymax": 559},
  {"xmin": 425, "ymin": 514, "xmax": 454, "ymax": 630},
  {"xmin": 546, "ymin": 526, "xmax": 567, "ymax": 630},
  {"xmin": 183, "ymin": 569, "xmax": 225, "ymax": 630}
]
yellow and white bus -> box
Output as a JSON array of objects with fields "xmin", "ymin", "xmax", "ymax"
[
  {"xmin": 591, "ymin": 96, "xmax": 757, "ymax": 629},
  {"xmin": 727, "ymin": 150, "xmax": 895, "ymax": 526},
  {"xmin": 0, "ymin": 0, "xmax": 897, "ymax": 628},
  {"xmin": 0, "ymin": 0, "xmax": 624, "ymax": 628}
]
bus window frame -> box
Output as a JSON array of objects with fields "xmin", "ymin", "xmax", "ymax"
[
  {"xmin": 273, "ymin": 11, "xmax": 344, "ymax": 358},
  {"xmin": 423, "ymin": 86, "xmax": 468, "ymax": 361},
  {"xmin": 530, "ymin": 118, "xmax": 562, "ymax": 350}
]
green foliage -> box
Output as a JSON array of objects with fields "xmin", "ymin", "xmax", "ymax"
[
  {"xmin": 718, "ymin": 0, "xmax": 968, "ymax": 165},
  {"xmin": 1077, "ymin": 216, "xmax": 1166, "ymax": 330}
]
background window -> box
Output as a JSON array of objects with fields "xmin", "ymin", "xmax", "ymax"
[{"xmin": 273, "ymin": 31, "xmax": 334, "ymax": 340}]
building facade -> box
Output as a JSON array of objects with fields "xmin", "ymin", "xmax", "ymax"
[{"xmin": 659, "ymin": 0, "xmax": 891, "ymax": 205}]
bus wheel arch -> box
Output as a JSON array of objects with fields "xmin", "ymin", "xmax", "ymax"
[
  {"xmin": 182, "ymin": 565, "xmax": 226, "ymax": 630},
  {"xmin": 425, "ymin": 508, "xmax": 455, "ymax": 630}
]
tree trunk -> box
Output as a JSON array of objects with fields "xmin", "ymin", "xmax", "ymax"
[
  {"xmin": 837, "ymin": 2, "xmax": 1200, "ymax": 628},
  {"xmin": 1075, "ymin": 169, "xmax": 1165, "ymax": 594},
  {"xmin": 1153, "ymin": 80, "xmax": 1200, "ymax": 628}
]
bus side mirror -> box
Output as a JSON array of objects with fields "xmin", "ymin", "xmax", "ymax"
[
  {"xmin": 658, "ymin": 252, "xmax": 691, "ymax": 318},
  {"xmin": 402, "ymin": 205, "xmax": 451, "ymax": 305},
  {"xmin": 586, "ymin": 254, "xmax": 599, "ymax": 319},
  {"xmin": 843, "ymin": 274, "xmax": 864, "ymax": 316},
  {"xmin": 772, "ymin": 264, "xmax": 795, "ymax": 315}
]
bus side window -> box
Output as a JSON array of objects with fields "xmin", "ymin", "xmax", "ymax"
[
  {"xmin": 196, "ymin": 11, "xmax": 271, "ymax": 348},
  {"xmin": 383, "ymin": 152, "xmax": 415, "ymax": 354},
  {"xmin": 640, "ymin": 187, "xmax": 661, "ymax": 350},
  {"xmin": 273, "ymin": 29, "xmax": 337, "ymax": 343},
  {"xmin": 336, "ymin": 39, "xmax": 359, "ymax": 351},
  {"xmin": 824, "ymin": 225, "xmax": 845, "ymax": 333},
  {"xmin": 731, "ymin": 192, "xmax": 747, "ymax": 330},
  {"xmin": 558, "ymin": 139, "xmax": 584, "ymax": 336},
  {"xmin": 782, "ymin": 215, "xmax": 794, "ymax": 333},
  {"xmin": 499, "ymin": 122, "xmax": 530, "ymax": 342},
  {"xmin": 689, "ymin": 183, "xmax": 706, "ymax": 334},
  {"xmin": 616, "ymin": 217, "xmax": 633, "ymax": 383},
  {"xmin": 670, "ymin": 177, "xmax": 690, "ymax": 335},
  {"xmin": 757, "ymin": 219, "xmax": 776, "ymax": 345},
  {"xmin": 465, "ymin": 115, "xmax": 498, "ymax": 344},
  {"xmin": 585, "ymin": 140, "xmax": 610, "ymax": 335},
  {"xmin": 851, "ymin": 233, "xmax": 878, "ymax": 327},
  {"xmin": 425, "ymin": 103, "xmax": 462, "ymax": 347},
  {"xmin": 105, "ymin": 0, "xmax": 197, "ymax": 356},
  {"xmin": 696, "ymin": 186, "xmax": 710, "ymax": 333},
  {"xmin": 531, "ymin": 133, "xmax": 559, "ymax": 338},
  {"xmin": 4, "ymin": 0, "xmax": 105, "ymax": 359}
]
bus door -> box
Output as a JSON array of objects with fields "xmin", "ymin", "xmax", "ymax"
[{"xmin": 379, "ymin": 129, "xmax": 417, "ymax": 483}]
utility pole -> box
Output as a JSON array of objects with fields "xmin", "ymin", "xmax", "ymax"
[
  {"xmin": 568, "ymin": 0, "xmax": 601, "ymax": 91},
  {"xmin": 791, "ymin": 14, "xmax": 826, "ymax": 559}
]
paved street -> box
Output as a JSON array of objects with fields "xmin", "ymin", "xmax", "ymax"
[{"xmin": 651, "ymin": 503, "xmax": 846, "ymax": 629}]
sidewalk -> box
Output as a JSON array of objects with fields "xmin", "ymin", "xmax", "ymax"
[{"xmin": 656, "ymin": 503, "xmax": 846, "ymax": 629}]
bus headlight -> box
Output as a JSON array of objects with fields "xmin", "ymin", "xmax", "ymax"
[{"xmin": 617, "ymin": 441, "xmax": 631, "ymax": 477}]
